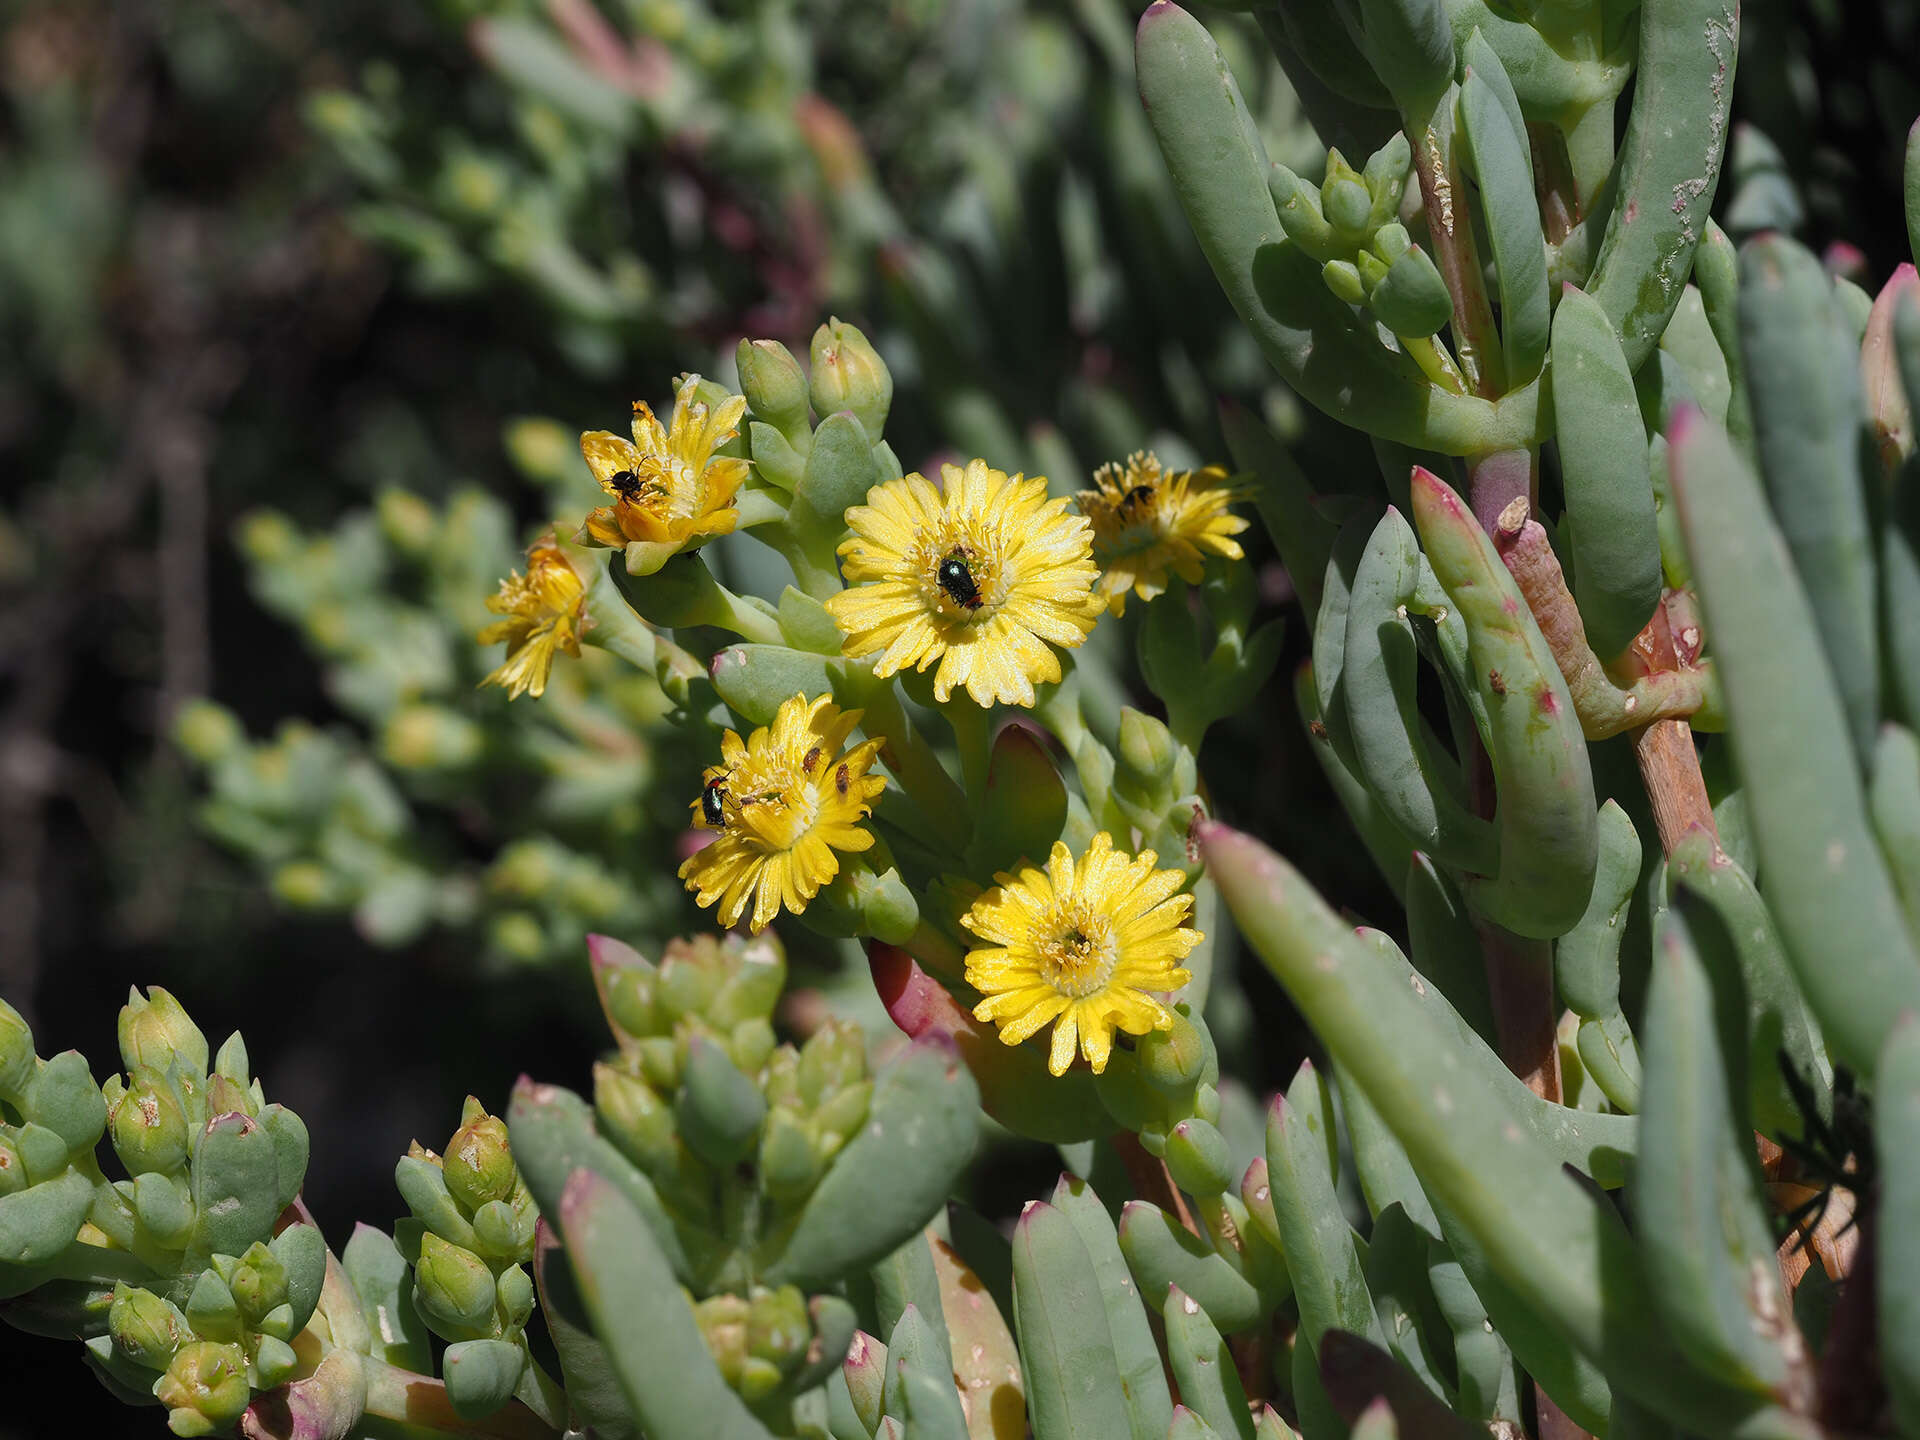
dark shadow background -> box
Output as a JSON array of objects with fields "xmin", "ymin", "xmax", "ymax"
[{"xmin": 3, "ymin": 0, "xmax": 1917, "ymax": 1433}]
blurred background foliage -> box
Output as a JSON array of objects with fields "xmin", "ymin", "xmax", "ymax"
[{"xmin": 2, "ymin": 0, "xmax": 1917, "ymax": 1430}]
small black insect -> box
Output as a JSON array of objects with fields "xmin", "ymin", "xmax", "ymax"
[
  {"xmin": 700, "ymin": 779, "xmax": 728, "ymax": 827},
  {"xmin": 1120, "ymin": 484, "xmax": 1156, "ymax": 513},
  {"xmin": 609, "ymin": 469, "xmax": 647, "ymax": 501},
  {"xmin": 936, "ymin": 553, "xmax": 982, "ymax": 609}
]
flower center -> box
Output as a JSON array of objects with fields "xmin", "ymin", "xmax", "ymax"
[
  {"xmin": 1034, "ymin": 903, "xmax": 1117, "ymax": 997},
  {"xmin": 731, "ymin": 769, "xmax": 821, "ymax": 851},
  {"xmin": 922, "ymin": 532, "xmax": 1005, "ymax": 621}
]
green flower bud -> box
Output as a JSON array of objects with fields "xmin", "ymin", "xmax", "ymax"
[
  {"xmin": 675, "ymin": 1037, "xmax": 767, "ymax": 1170},
  {"xmin": 739, "ymin": 1356, "xmax": 785, "ymax": 1404},
  {"xmin": 496, "ymin": 1263, "xmax": 535, "ymax": 1333},
  {"xmin": 757, "ymin": 1110, "xmax": 819, "ymax": 1200},
  {"xmin": 443, "ymin": 1109, "xmax": 517, "ymax": 1214},
  {"xmin": 414, "ymin": 1233, "xmax": 498, "ymax": 1341},
  {"xmin": 117, "ymin": 988, "xmax": 208, "ymax": 1079},
  {"xmin": 796, "ymin": 1020, "xmax": 866, "ymax": 1105},
  {"xmin": 1268, "ymin": 164, "xmax": 1334, "ymax": 261},
  {"xmin": 1363, "ymin": 133, "xmax": 1413, "ymax": 220},
  {"xmin": 375, "ymin": 487, "xmax": 437, "ymax": 553},
  {"xmin": 107, "ymin": 1067, "xmax": 190, "ymax": 1177},
  {"xmin": 595, "ymin": 952, "xmax": 656, "ymax": 1044},
  {"xmin": 502, "ymin": 416, "xmax": 577, "ymax": 486},
  {"xmin": 636, "ymin": 1036, "xmax": 679, "ymax": 1090},
  {"xmin": 157, "ymin": 1340, "xmax": 252, "ymax": 1436},
  {"xmin": 736, "ymin": 337, "xmax": 812, "ymax": 443},
  {"xmin": 748, "ymin": 1285, "xmax": 811, "ymax": 1368},
  {"xmin": 707, "ymin": 935, "xmax": 786, "ymax": 1028},
  {"xmin": 171, "ymin": 700, "xmax": 242, "ymax": 766},
  {"xmin": 762, "ymin": 1047, "xmax": 801, "ymax": 1110},
  {"xmin": 1116, "ymin": 708, "xmax": 1180, "ymax": 800},
  {"xmin": 657, "ymin": 939, "xmax": 724, "ymax": 1021},
  {"xmin": 593, "ymin": 1061, "xmax": 681, "ymax": 1179},
  {"xmin": 1371, "ymin": 221, "xmax": 1412, "ymax": 264},
  {"xmin": 382, "ymin": 703, "xmax": 484, "ymax": 772},
  {"xmin": 1322, "ymin": 259, "xmax": 1366, "ymax": 307},
  {"xmin": 1369, "ymin": 243, "xmax": 1453, "ymax": 338},
  {"xmin": 1321, "ymin": 149, "xmax": 1373, "ymax": 240},
  {"xmin": 808, "ymin": 318, "xmax": 892, "ymax": 440},
  {"xmin": 110, "ymin": 1283, "xmax": 188, "ymax": 1370},
  {"xmin": 226, "ymin": 1242, "xmax": 290, "ymax": 1326},
  {"xmin": 0, "ymin": 999, "xmax": 34, "ymax": 1101},
  {"xmin": 469, "ymin": 1199, "xmax": 533, "ymax": 1264},
  {"xmin": 272, "ymin": 861, "xmax": 336, "ymax": 910},
  {"xmin": 694, "ymin": 1293, "xmax": 751, "ymax": 1387},
  {"xmin": 1136, "ymin": 1009, "xmax": 1213, "ymax": 1100},
  {"xmin": 728, "ymin": 1017, "xmax": 777, "ymax": 1074},
  {"xmin": 811, "ymin": 1078, "xmax": 873, "ymax": 1157}
]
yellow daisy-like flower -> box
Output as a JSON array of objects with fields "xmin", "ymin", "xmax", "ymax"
[
  {"xmin": 680, "ymin": 693, "xmax": 887, "ymax": 932},
  {"xmin": 479, "ymin": 536, "xmax": 590, "ymax": 700},
  {"xmin": 963, "ymin": 833, "xmax": 1200, "ymax": 1076},
  {"xmin": 1076, "ymin": 450, "xmax": 1249, "ymax": 615},
  {"xmin": 578, "ymin": 374, "xmax": 751, "ymax": 564},
  {"xmin": 826, "ymin": 459, "xmax": 1103, "ymax": 707}
]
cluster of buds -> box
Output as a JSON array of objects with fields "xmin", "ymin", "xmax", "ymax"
[
  {"xmin": 0, "ymin": 990, "xmax": 320, "ymax": 1437},
  {"xmin": 394, "ymin": 1098, "xmax": 541, "ymax": 1419},
  {"xmin": 690, "ymin": 1283, "xmax": 856, "ymax": 1410},
  {"xmin": 587, "ymin": 933, "xmax": 873, "ymax": 1267}
]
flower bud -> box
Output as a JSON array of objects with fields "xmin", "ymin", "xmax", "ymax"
[
  {"xmin": 496, "ymin": 1263, "xmax": 535, "ymax": 1333},
  {"xmin": 0, "ymin": 1135, "xmax": 25, "ymax": 1198},
  {"xmin": 757, "ymin": 1110, "xmax": 819, "ymax": 1200},
  {"xmin": 807, "ymin": 318, "xmax": 892, "ymax": 440},
  {"xmin": 206, "ymin": 1073, "xmax": 258, "ymax": 1120},
  {"xmin": 1369, "ymin": 244, "xmax": 1453, "ymax": 338},
  {"xmin": 1163, "ymin": 1118, "xmax": 1236, "ymax": 1196},
  {"xmin": 470, "ymin": 1199, "xmax": 533, "ymax": 1263},
  {"xmin": 593, "ymin": 1062, "xmax": 680, "ymax": 1179},
  {"xmin": 736, "ymin": 337, "xmax": 812, "ymax": 443},
  {"xmin": 1136, "ymin": 1008, "xmax": 1213, "ymax": 1099},
  {"xmin": 0, "ymin": 999, "xmax": 33, "ymax": 1101},
  {"xmin": 598, "ymin": 960, "xmax": 659, "ymax": 1042},
  {"xmin": 657, "ymin": 939, "xmax": 724, "ymax": 1021},
  {"xmin": 811, "ymin": 1078, "xmax": 873, "ymax": 1156},
  {"xmin": 225, "ymin": 1242, "xmax": 290, "ymax": 1326},
  {"xmin": 382, "ymin": 703, "xmax": 484, "ymax": 772},
  {"xmin": 157, "ymin": 1341, "xmax": 252, "ymax": 1435},
  {"xmin": 796, "ymin": 1020, "xmax": 866, "ymax": 1105},
  {"xmin": 414, "ymin": 1233, "xmax": 498, "ymax": 1341},
  {"xmin": 109, "ymin": 1283, "xmax": 188, "ymax": 1370},
  {"xmin": 728, "ymin": 1017, "xmax": 777, "ymax": 1075},
  {"xmin": 748, "ymin": 1285, "xmax": 810, "ymax": 1367},
  {"xmin": 443, "ymin": 1110, "xmax": 517, "ymax": 1214},
  {"xmin": 1322, "ymin": 259, "xmax": 1366, "ymax": 307},
  {"xmin": 1116, "ymin": 708, "xmax": 1179, "ymax": 801},
  {"xmin": 252, "ymin": 1334, "xmax": 300, "ymax": 1389},
  {"xmin": 117, "ymin": 988, "xmax": 208, "ymax": 1079},
  {"xmin": 694, "ymin": 1293, "xmax": 750, "ymax": 1387},
  {"xmin": 108, "ymin": 1068, "xmax": 190, "ymax": 1178},
  {"xmin": 171, "ymin": 700, "xmax": 242, "ymax": 766}
]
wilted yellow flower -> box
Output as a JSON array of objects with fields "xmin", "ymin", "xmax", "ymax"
[
  {"xmin": 579, "ymin": 375, "xmax": 750, "ymax": 563},
  {"xmin": 680, "ymin": 694, "xmax": 887, "ymax": 932},
  {"xmin": 826, "ymin": 460, "xmax": 1102, "ymax": 707},
  {"xmin": 1077, "ymin": 451, "xmax": 1248, "ymax": 614},
  {"xmin": 479, "ymin": 537, "xmax": 589, "ymax": 700},
  {"xmin": 963, "ymin": 833, "xmax": 1199, "ymax": 1076}
]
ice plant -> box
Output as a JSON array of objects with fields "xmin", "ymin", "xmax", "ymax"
[
  {"xmin": 961, "ymin": 833, "xmax": 1199, "ymax": 1075},
  {"xmin": 679, "ymin": 692, "xmax": 886, "ymax": 932},
  {"xmin": 1077, "ymin": 450, "xmax": 1248, "ymax": 615},
  {"xmin": 578, "ymin": 374, "xmax": 751, "ymax": 574},
  {"xmin": 478, "ymin": 535, "xmax": 590, "ymax": 700},
  {"xmin": 826, "ymin": 460, "xmax": 1102, "ymax": 707}
]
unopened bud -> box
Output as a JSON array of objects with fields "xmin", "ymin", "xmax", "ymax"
[
  {"xmin": 1321, "ymin": 151, "xmax": 1373, "ymax": 241},
  {"xmin": 1136, "ymin": 1009, "xmax": 1212, "ymax": 1099},
  {"xmin": 695, "ymin": 1293, "xmax": 751, "ymax": 1386},
  {"xmin": 0, "ymin": 999, "xmax": 33, "ymax": 1100},
  {"xmin": 796, "ymin": 1020, "xmax": 866, "ymax": 1105},
  {"xmin": 1369, "ymin": 244, "xmax": 1452, "ymax": 338},
  {"xmin": 108, "ymin": 1068, "xmax": 190, "ymax": 1177},
  {"xmin": 593, "ymin": 1062, "xmax": 680, "ymax": 1180},
  {"xmin": 117, "ymin": 988, "xmax": 209, "ymax": 1078},
  {"xmin": 172, "ymin": 700, "xmax": 242, "ymax": 766},
  {"xmin": 110, "ymin": 1283, "xmax": 188, "ymax": 1370},
  {"xmin": 156, "ymin": 1341, "xmax": 252, "ymax": 1436},
  {"xmin": 496, "ymin": 1263, "xmax": 535, "ymax": 1332},
  {"xmin": 225, "ymin": 1242, "xmax": 290, "ymax": 1326},
  {"xmin": 748, "ymin": 1285, "xmax": 810, "ymax": 1367},
  {"xmin": 1116, "ymin": 708, "xmax": 1179, "ymax": 797},
  {"xmin": 414, "ymin": 1233, "xmax": 498, "ymax": 1341},
  {"xmin": 808, "ymin": 318, "xmax": 892, "ymax": 440},
  {"xmin": 736, "ymin": 337, "xmax": 812, "ymax": 443},
  {"xmin": 444, "ymin": 1109, "xmax": 517, "ymax": 1214}
]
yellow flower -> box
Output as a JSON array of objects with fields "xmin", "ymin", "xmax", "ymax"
[
  {"xmin": 963, "ymin": 833, "xmax": 1200, "ymax": 1076},
  {"xmin": 1076, "ymin": 451, "xmax": 1248, "ymax": 615},
  {"xmin": 479, "ymin": 537, "xmax": 589, "ymax": 700},
  {"xmin": 826, "ymin": 459, "xmax": 1102, "ymax": 707},
  {"xmin": 680, "ymin": 694, "xmax": 887, "ymax": 932},
  {"xmin": 578, "ymin": 375, "xmax": 751, "ymax": 564}
]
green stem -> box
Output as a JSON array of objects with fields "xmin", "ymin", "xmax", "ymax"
[
  {"xmin": 1403, "ymin": 334, "xmax": 1469, "ymax": 395},
  {"xmin": 858, "ymin": 679, "xmax": 968, "ymax": 835},
  {"xmin": 944, "ymin": 699, "xmax": 992, "ymax": 810},
  {"xmin": 1404, "ymin": 88, "xmax": 1504, "ymax": 398}
]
